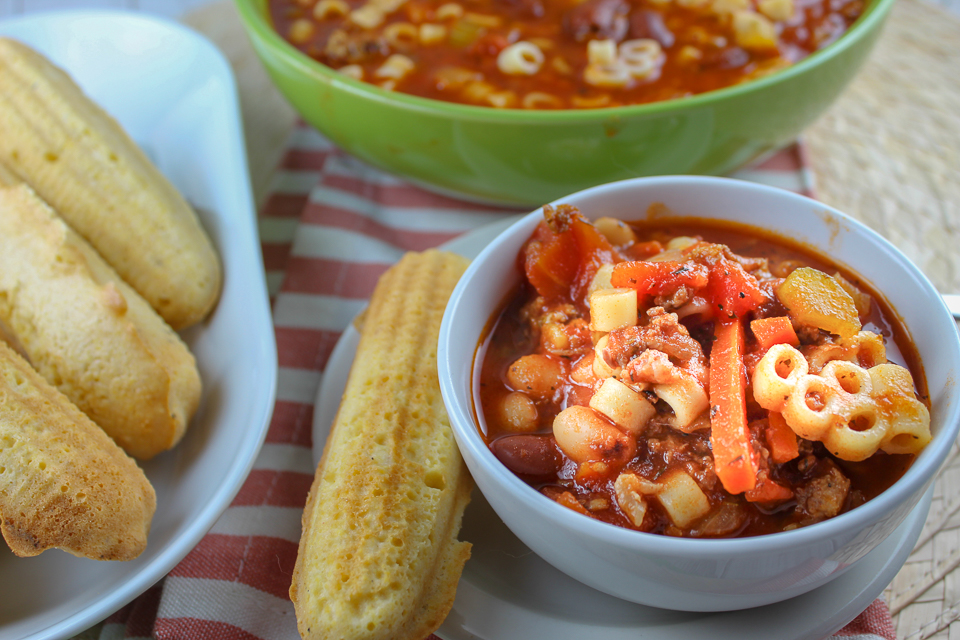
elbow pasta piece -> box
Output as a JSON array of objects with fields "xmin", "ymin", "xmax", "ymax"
[
  {"xmin": 384, "ymin": 22, "xmax": 419, "ymax": 49},
  {"xmin": 349, "ymin": 5, "xmax": 385, "ymax": 29},
  {"xmin": 589, "ymin": 288, "xmax": 638, "ymax": 332},
  {"xmin": 338, "ymin": 64, "xmax": 364, "ymax": 80},
  {"xmin": 656, "ymin": 470, "xmax": 712, "ymax": 528},
  {"xmin": 619, "ymin": 39, "xmax": 664, "ymax": 80},
  {"xmin": 588, "ymin": 39, "xmax": 618, "ymax": 66},
  {"xmin": 435, "ymin": 2, "xmax": 464, "ymax": 19},
  {"xmin": 590, "ymin": 377, "xmax": 656, "ymax": 434},
  {"xmin": 584, "ymin": 61, "xmax": 631, "ymax": 88},
  {"xmin": 653, "ymin": 374, "xmax": 709, "ymax": 432},
  {"xmin": 752, "ymin": 343, "xmax": 931, "ymax": 461},
  {"xmin": 419, "ymin": 23, "xmax": 447, "ymax": 45},
  {"xmin": 485, "ymin": 90, "xmax": 518, "ymax": 108},
  {"xmin": 571, "ymin": 94, "xmax": 612, "ymax": 108},
  {"xmin": 497, "ymin": 41, "xmax": 545, "ymax": 76},
  {"xmin": 375, "ymin": 54, "xmax": 415, "ymax": 79},
  {"xmin": 522, "ymin": 91, "xmax": 564, "ymax": 109},
  {"xmin": 313, "ymin": 0, "xmax": 349, "ymax": 19}
]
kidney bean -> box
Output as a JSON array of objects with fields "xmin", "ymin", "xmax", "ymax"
[{"xmin": 490, "ymin": 434, "xmax": 562, "ymax": 478}]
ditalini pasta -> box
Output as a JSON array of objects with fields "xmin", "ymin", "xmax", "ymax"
[
  {"xmin": 480, "ymin": 205, "xmax": 931, "ymax": 538},
  {"xmin": 271, "ymin": 0, "xmax": 862, "ymax": 109}
]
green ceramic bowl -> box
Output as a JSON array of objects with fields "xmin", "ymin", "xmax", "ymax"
[{"xmin": 235, "ymin": 0, "xmax": 894, "ymax": 206}]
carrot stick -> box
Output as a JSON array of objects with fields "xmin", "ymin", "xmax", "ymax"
[
  {"xmin": 709, "ymin": 319, "xmax": 758, "ymax": 494},
  {"xmin": 750, "ymin": 316, "xmax": 800, "ymax": 351},
  {"xmin": 765, "ymin": 411, "xmax": 799, "ymax": 464}
]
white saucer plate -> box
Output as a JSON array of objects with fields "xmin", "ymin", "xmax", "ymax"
[
  {"xmin": 0, "ymin": 12, "xmax": 276, "ymax": 640},
  {"xmin": 313, "ymin": 218, "xmax": 929, "ymax": 640}
]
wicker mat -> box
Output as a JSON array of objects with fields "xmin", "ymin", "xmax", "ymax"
[
  {"xmin": 184, "ymin": 2, "xmax": 960, "ymax": 638},
  {"xmin": 804, "ymin": 2, "xmax": 960, "ymax": 638}
]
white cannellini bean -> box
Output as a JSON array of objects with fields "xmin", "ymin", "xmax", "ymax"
[
  {"xmin": 499, "ymin": 392, "xmax": 539, "ymax": 432},
  {"xmin": 506, "ymin": 354, "xmax": 564, "ymax": 401},
  {"xmin": 552, "ymin": 405, "xmax": 635, "ymax": 465}
]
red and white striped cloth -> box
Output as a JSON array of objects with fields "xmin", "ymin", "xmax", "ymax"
[{"xmin": 96, "ymin": 124, "xmax": 896, "ymax": 640}]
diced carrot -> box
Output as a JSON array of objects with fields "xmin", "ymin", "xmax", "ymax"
[
  {"xmin": 765, "ymin": 411, "xmax": 799, "ymax": 464},
  {"xmin": 623, "ymin": 240, "xmax": 664, "ymax": 260},
  {"xmin": 522, "ymin": 207, "xmax": 616, "ymax": 303},
  {"xmin": 706, "ymin": 260, "xmax": 766, "ymax": 320},
  {"xmin": 750, "ymin": 316, "xmax": 800, "ymax": 350},
  {"xmin": 709, "ymin": 319, "xmax": 758, "ymax": 494},
  {"xmin": 610, "ymin": 260, "xmax": 709, "ymax": 297},
  {"xmin": 522, "ymin": 221, "xmax": 579, "ymax": 300},
  {"xmin": 569, "ymin": 215, "xmax": 615, "ymax": 302},
  {"xmin": 744, "ymin": 476, "xmax": 793, "ymax": 503}
]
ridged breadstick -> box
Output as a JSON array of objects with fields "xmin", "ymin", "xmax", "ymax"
[
  {"xmin": 0, "ymin": 185, "xmax": 201, "ymax": 460},
  {"xmin": 291, "ymin": 249, "xmax": 472, "ymax": 640},
  {"xmin": 0, "ymin": 37, "xmax": 221, "ymax": 329},
  {"xmin": 0, "ymin": 340, "xmax": 156, "ymax": 560}
]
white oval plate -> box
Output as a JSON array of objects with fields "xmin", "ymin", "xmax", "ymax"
[
  {"xmin": 313, "ymin": 218, "xmax": 929, "ymax": 640},
  {"xmin": 0, "ymin": 11, "xmax": 277, "ymax": 640}
]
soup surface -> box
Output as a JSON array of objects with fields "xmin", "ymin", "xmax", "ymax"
[
  {"xmin": 270, "ymin": 0, "xmax": 864, "ymax": 109},
  {"xmin": 477, "ymin": 206, "xmax": 929, "ymax": 537}
]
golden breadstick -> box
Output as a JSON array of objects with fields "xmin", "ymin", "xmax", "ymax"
[
  {"xmin": 0, "ymin": 340, "xmax": 155, "ymax": 560},
  {"xmin": 291, "ymin": 249, "xmax": 472, "ymax": 640},
  {"xmin": 0, "ymin": 185, "xmax": 201, "ymax": 460},
  {"xmin": 0, "ymin": 37, "xmax": 221, "ymax": 329}
]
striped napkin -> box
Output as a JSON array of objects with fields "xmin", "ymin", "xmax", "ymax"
[{"xmin": 95, "ymin": 124, "xmax": 896, "ymax": 640}]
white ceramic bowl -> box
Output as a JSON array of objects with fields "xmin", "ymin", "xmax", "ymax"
[{"xmin": 438, "ymin": 176, "xmax": 960, "ymax": 612}]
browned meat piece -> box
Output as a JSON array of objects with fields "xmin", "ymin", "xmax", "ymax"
[
  {"xmin": 795, "ymin": 465, "xmax": 851, "ymax": 522},
  {"xmin": 563, "ymin": 0, "xmax": 630, "ymax": 43},
  {"xmin": 629, "ymin": 10, "xmax": 674, "ymax": 48},
  {"xmin": 605, "ymin": 307, "xmax": 708, "ymax": 385},
  {"xmin": 503, "ymin": 0, "xmax": 545, "ymax": 18}
]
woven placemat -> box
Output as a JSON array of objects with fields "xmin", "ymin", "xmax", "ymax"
[
  {"xmin": 805, "ymin": 0, "xmax": 960, "ymax": 297},
  {"xmin": 186, "ymin": 3, "xmax": 960, "ymax": 638},
  {"xmin": 805, "ymin": 3, "xmax": 960, "ymax": 637}
]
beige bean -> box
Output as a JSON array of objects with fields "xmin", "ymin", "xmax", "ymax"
[
  {"xmin": 506, "ymin": 354, "xmax": 564, "ymax": 401},
  {"xmin": 552, "ymin": 405, "xmax": 636, "ymax": 465},
  {"xmin": 499, "ymin": 392, "xmax": 539, "ymax": 432}
]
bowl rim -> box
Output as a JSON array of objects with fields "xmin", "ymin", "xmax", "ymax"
[
  {"xmin": 438, "ymin": 175, "xmax": 960, "ymax": 556},
  {"xmin": 234, "ymin": 0, "xmax": 896, "ymax": 122}
]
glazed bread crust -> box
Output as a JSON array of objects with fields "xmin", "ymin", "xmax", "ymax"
[
  {"xmin": 0, "ymin": 185, "xmax": 201, "ymax": 459},
  {"xmin": 290, "ymin": 249, "xmax": 472, "ymax": 640},
  {"xmin": 0, "ymin": 37, "xmax": 221, "ymax": 329},
  {"xmin": 0, "ymin": 341, "xmax": 156, "ymax": 560}
]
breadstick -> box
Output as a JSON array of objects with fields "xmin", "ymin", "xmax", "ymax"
[
  {"xmin": 291, "ymin": 249, "xmax": 472, "ymax": 640},
  {"xmin": 0, "ymin": 340, "xmax": 155, "ymax": 560},
  {"xmin": 0, "ymin": 37, "xmax": 221, "ymax": 329},
  {"xmin": 0, "ymin": 185, "xmax": 201, "ymax": 460}
]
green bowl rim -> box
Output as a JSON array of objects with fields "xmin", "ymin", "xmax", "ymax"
[{"xmin": 234, "ymin": 0, "xmax": 895, "ymax": 123}]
